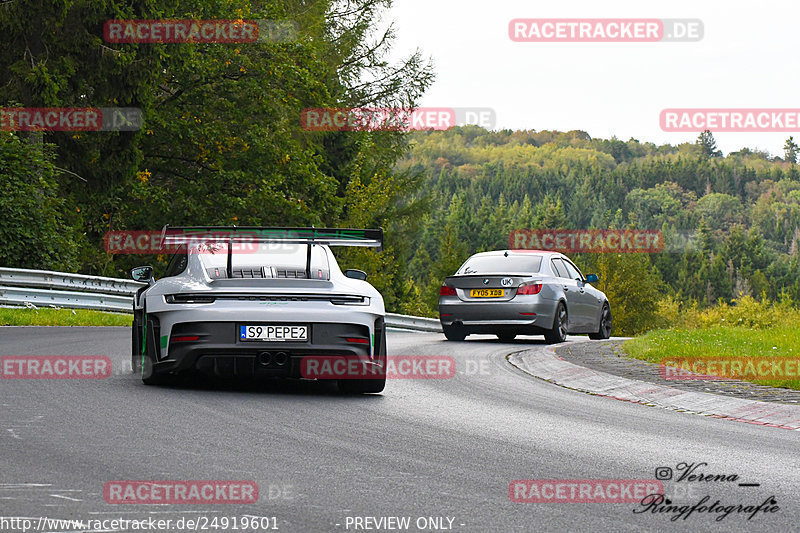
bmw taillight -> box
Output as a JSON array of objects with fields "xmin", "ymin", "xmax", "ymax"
[
  {"xmin": 517, "ymin": 283, "xmax": 542, "ymax": 295},
  {"xmin": 440, "ymin": 285, "xmax": 457, "ymax": 296}
]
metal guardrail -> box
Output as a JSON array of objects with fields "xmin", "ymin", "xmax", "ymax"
[
  {"xmin": 0, "ymin": 268, "xmax": 442, "ymax": 332},
  {"xmin": 383, "ymin": 312, "xmax": 442, "ymax": 332},
  {"xmin": 0, "ymin": 267, "xmax": 145, "ymax": 295},
  {"xmin": 0, "ymin": 285, "xmax": 133, "ymax": 313}
]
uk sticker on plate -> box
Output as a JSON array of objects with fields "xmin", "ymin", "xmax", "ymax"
[{"xmin": 240, "ymin": 324, "xmax": 308, "ymax": 341}]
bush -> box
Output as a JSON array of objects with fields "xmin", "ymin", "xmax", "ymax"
[
  {"xmin": 0, "ymin": 132, "xmax": 78, "ymax": 270},
  {"xmin": 577, "ymin": 253, "xmax": 663, "ymax": 336},
  {"xmin": 653, "ymin": 294, "xmax": 800, "ymax": 330}
]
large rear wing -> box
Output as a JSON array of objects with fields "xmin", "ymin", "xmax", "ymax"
[
  {"xmin": 160, "ymin": 226, "xmax": 383, "ymax": 280},
  {"xmin": 161, "ymin": 226, "xmax": 383, "ymax": 250}
]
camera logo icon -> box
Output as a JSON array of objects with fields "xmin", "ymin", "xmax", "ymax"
[{"xmin": 655, "ymin": 467, "xmax": 673, "ymax": 481}]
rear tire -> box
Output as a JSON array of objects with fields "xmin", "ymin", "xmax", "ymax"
[
  {"xmin": 131, "ymin": 312, "xmax": 144, "ymax": 374},
  {"xmin": 142, "ymin": 372, "xmax": 173, "ymax": 386},
  {"xmin": 131, "ymin": 320, "xmax": 140, "ymax": 375},
  {"xmin": 338, "ymin": 325, "xmax": 387, "ymax": 393},
  {"xmin": 497, "ymin": 333, "xmax": 516, "ymax": 342},
  {"xmin": 544, "ymin": 302, "xmax": 568, "ymax": 344},
  {"xmin": 139, "ymin": 316, "xmax": 174, "ymax": 386},
  {"xmin": 338, "ymin": 378, "xmax": 386, "ymax": 394},
  {"xmin": 443, "ymin": 326, "xmax": 467, "ymax": 341},
  {"xmin": 141, "ymin": 349, "xmax": 175, "ymax": 386},
  {"xmin": 589, "ymin": 304, "xmax": 612, "ymax": 340}
]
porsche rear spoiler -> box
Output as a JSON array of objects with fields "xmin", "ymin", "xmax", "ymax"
[
  {"xmin": 160, "ymin": 226, "xmax": 383, "ymax": 279},
  {"xmin": 160, "ymin": 226, "xmax": 383, "ymax": 248}
]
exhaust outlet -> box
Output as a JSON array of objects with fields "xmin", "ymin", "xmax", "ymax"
[
  {"xmin": 258, "ymin": 352, "xmax": 273, "ymax": 366},
  {"xmin": 274, "ymin": 352, "xmax": 289, "ymax": 366}
]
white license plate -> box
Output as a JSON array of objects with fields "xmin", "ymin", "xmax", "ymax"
[{"xmin": 240, "ymin": 324, "xmax": 308, "ymax": 342}]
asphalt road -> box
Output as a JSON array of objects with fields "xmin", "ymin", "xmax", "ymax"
[{"xmin": 1, "ymin": 327, "xmax": 798, "ymax": 532}]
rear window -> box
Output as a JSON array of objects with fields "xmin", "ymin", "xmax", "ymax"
[
  {"xmin": 197, "ymin": 243, "xmax": 331, "ymax": 279},
  {"xmin": 457, "ymin": 254, "xmax": 542, "ymax": 274}
]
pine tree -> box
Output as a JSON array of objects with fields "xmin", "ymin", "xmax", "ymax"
[
  {"xmin": 696, "ymin": 130, "xmax": 722, "ymax": 158},
  {"xmin": 784, "ymin": 137, "xmax": 799, "ymax": 164}
]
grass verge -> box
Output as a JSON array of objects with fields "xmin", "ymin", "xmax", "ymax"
[
  {"xmin": 0, "ymin": 307, "xmax": 131, "ymax": 326},
  {"xmin": 623, "ymin": 326, "xmax": 800, "ymax": 390}
]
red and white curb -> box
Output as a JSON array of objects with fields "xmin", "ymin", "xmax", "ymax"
[{"xmin": 507, "ymin": 344, "xmax": 800, "ymax": 430}]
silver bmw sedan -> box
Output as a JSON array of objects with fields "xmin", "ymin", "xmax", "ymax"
[{"xmin": 438, "ymin": 250, "xmax": 611, "ymax": 343}]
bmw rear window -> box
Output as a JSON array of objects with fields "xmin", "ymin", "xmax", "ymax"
[{"xmin": 457, "ymin": 255, "xmax": 542, "ymax": 274}]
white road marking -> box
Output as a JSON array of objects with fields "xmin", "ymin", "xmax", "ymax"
[
  {"xmin": 51, "ymin": 494, "xmax": 82, "ymax": 502},
  {"xmin": 88, "ymin": 510, "xmax": 221, "ymax": 515}
]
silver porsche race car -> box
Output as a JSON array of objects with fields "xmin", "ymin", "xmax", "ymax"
[{"xmin": 130, "ymin": 227, "xmax": 387, "ymax": 393}]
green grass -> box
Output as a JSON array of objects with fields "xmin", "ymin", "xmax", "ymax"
[
  {"xmin": 0, "ymin": 307, "xmax": 132, "ymax": 326},
  {"xmin": 623, "ymin": 326, "xmax": 800, "ymax": 390}
]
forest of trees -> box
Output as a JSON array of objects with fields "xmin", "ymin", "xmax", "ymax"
[
  {"xmin": 0, "ymin": 0, "xmax": 433, "ymax": 308},
  {"xmin": 2, "ymin": 1, "xmax": 800, "ymax": 336},
  {"xmin": 392, "ymin": 128, "xmax": 800, "ymax": 333}
]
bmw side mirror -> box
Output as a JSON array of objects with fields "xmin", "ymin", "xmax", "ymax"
[
  {"xmin": 586, "ymin": 274, "xmax": 599, "ymax": 283},
  {"xmin": 344, "ymin": 269, "xmax": 367, "ymax": 281},
  {"xmin": 131, "ymin": 266, "xmax": 154, "ymax": 283}
]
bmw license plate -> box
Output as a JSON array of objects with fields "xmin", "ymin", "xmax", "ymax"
[
  {"xmin": 470, "ymin": 289, "xmax": 504, "ymax": 297},
  {"xmin": 240, "ymin": 324, "xmax": 308, "ymax": 342}
]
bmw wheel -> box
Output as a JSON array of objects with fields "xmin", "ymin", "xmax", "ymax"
[
  {"xmin": 544, "ymin": 302, "xmax": 568, "ymax": 344},
  {"xmin": 589, "ymin": 304, "xmax": 612, "ymax": 340}
]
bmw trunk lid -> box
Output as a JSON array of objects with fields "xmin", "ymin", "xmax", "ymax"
[{"xmin": 443, "ymin": 274, "xmax": 535, "ymax": 302}]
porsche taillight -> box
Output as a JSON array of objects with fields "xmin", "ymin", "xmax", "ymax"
[{"xmin": 170, "ymin": 335, "xmax": 199, "ymax": 344}]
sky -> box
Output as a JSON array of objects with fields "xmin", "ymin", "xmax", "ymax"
[{"xmin": 384, "ymin": 0, "xmax": 800, "ymax": 156}]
